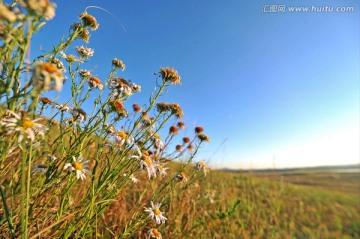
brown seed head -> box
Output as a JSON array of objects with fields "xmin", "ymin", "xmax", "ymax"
[
  {"xmin": 132, "ymin": 103, "xmax": 141, "ymax": 113},
  {"xmin": 39, "ymin": 97, "xmax": 52, "ymax": 105},
  {"xmin": 198, "ymin": 133, "xmax": 210, "ymax": 142},
  {"xmin": 80, "ymin": 11, "xmax": 99, "ymax": 30},
  {"xmin": 176, "ymin": 144, "xmax": 182, "ymax": 151},
  {"xmin": 156, "ymin": 102, "xmax": 170, "ymax": 112},
  {"xmin": 169, "ymin": 103, "xmax": 183, "ymax": 118},
  {"xmin": 177, "ymin": 121, "xmax": 185, "ymax": 129},
  {"xmin": 182, "ymin": 137, "xmax": 190, "ymax": 144},
  {"xmin": 112, "ymin": 58, "xmax": 126, "ymax": 71},
  {"xmin": 160, "ymin": 67, "xmax": 181, "ymax": 85},
  {"xmin": 195, "ymin": 126, "xmax": 204, "ymax": 134},
  {"xmin": 169, "ymin": 125, "xmax": 178, "ymax": 135}
]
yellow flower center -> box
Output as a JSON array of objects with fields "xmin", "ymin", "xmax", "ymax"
[
  {"xmin": 142, "ymin": 157, "xmax": 152, "ymax": 166},
  {"xmin": 154, "ymin": 208, "xmax": 161, "ymax": 215},
  {"xmin": 117, "ymin": 131, "xmax": 127, "ymax": 139},
  {"xmin": 73, "ymin": 162, "xmax": 83, "ymax": 170},
  {"xmin": 22, "ymin": 120, "xmax": 34, "ymax": 128},
  {"xmin": 41, "ymin": 62, "xmax": 59, "ymax": 74},
  {"xmin": 157, "ymin": 165, "xmax": 163, "ymax": 169}
]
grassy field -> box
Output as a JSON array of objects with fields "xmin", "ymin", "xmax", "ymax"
[
  {"xmin": 98, "ymin": 166, "xmax": 360, "ymax": 238},
  {"xmin": 181, "ymin": 169, "xmax": 360, "ymax": 239}
]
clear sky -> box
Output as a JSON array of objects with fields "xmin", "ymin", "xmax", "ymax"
[{"xmin": 29, "ymin": 0, "xmax": 359, "ymax": 169}]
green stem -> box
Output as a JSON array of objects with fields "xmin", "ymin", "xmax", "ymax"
[
  {"xmin": 20, "ymin": 145, "xmax": 27, "ymax": 239},
  {"xmin": 0, "ymin": 184, "xmax": 16, "ymax": 238}
]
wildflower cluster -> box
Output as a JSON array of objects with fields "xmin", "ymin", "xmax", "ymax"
[{"xmin": 0, "ymin": 3, "xmax": 210, "ymax": 238}]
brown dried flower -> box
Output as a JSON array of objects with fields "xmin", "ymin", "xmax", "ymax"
[
  {"xmin": 112, "ymin": 58, "xmax": 126, "ymax": 71},
  {"xmin": 169, "ymin": 125, "xmax": 178, "ymax": 135},
  {"xmin": 197, "ymin": 133, "xmax": 210, "ymax": 142},
  {"xmin": 80, "ymin": 11, "xmax": 99, "ymax": 30},
  {"xmin": 195, "ymin": 126, "xmax": 203, "ymax": 134},
  {"xmin": 160, "ymin": 67, "xmax": 181, "ymax": 85},
  {"xmin": 132, "ymin": 103, "xmax": 141, "ymax": 113}
]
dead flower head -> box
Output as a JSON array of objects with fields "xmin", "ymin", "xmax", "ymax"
[
  {"xmin": 39, "ymin": 97, "xmax": 52, "ymax": 105},
  {"xmin": 169, "ymin": 125, "xmax": 178, "ymax": 135},
  {"xmin": 112, "ymin": 58, "xmax": 126, "ymax": 71},
  {"xmin": 197, "ymin": 133, "xmax": 210, "ymax": 142},
  {"xmin": 132, "ymin": 103, "xmax": 141, "ymax": 113},
  {"xmin": 160, "ymin": 67, "xmax": 181, "ymax": 85},
  {"xmin": 80, "ymin": 11, "xmax": 99, "ymax": 30}
]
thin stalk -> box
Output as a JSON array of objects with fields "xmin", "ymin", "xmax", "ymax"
[{"xmin": 20, "ymin": 145, "xmax": 27, "ymax": 239}]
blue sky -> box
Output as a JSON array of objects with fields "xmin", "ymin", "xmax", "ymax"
[{"xmin": 30, "ymin": 0, "xmax": 359, "ymax": 169}]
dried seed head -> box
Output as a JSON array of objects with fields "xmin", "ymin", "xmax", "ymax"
[
  {"xmin": 187, "ymin": 144, "xmax": 194, "ymax": 152},
  {"xmin": 169, "ymin": 103, "xmax": 183, "ymax": 118},
  {"xmin": 197, "ymin": 133, "xmax": 210, "ymax": 142},
  {"xmin": 132, "ymin": 103, "xmax": 141, "ymax": 113},
  {"xmin": 39, "ymin": 97, "xmax": 52, "ymax": 105},
  {"xmin": 195, "ymin": 126, "xmax": 203, "ymax": 134},
  {"xmin": 169, "ymin": 125, "xmax": 178, "ymax": 135},
  {"xmin": 80, "ymin": 11, "xmax": 99, "ymax": 30},
  {"xmin": 112, "ymin": 58, "xmax": 126, "ymax": 71},
  {"xmin": 177, "ymin": 121, "xmax": 185, "ymax": 129},
  {"xmin": 182, "ymin": 137, "xmax": 190, "ymax": 144},
  {"xmin": 156, "ymin": 102, "xmax": 170, "ymax": 112},
  {"xmin": 175, "ymin": 144, "xmax": 182, "ymax": 151},
  {"xmin": 160, "ymin": 67, "xmax": 181, "ymax": 85}
]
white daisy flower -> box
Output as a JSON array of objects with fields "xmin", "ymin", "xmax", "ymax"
[
  {"xmin": 55, "ymin": 104, "xmax": 71, "ymax": 112},
  {"xmin": 139, "ymin": 155, "xmax": 157, "ymax": 179},
  {"xmin": 129, "ymin": 174, "xmax": 139, "ymax": 183},
  {"xmin": 119, "ymin": 84, "xmax": 133, "ymax": 96},
  {"xmin": 112, "ymin": 131, "xmax": 134, "ymax": 146},
  {"xmin": 75, "ymin": 46, "xmax": 94, "ymax": 58},
  {"xmin": 144, "ymin": 201, "xmax": 167, "ymax": 225},
  {"xmin": 156, "ymin": 163, "xmax": 169, "ymax": 177},
  {"xmin": 63, "ymin": 156, "xmax": 91, "ymax": 180},
  {"xmin": 1, "ymin": 110, "xmax": 48, "ymax": 142},
  {"xmin": 79, "ymin": 69, "xmax": 91, "ymax": 78},
  {"xmin": 131, "ymin": 83, "xmax": 141, "ymax": 93}
]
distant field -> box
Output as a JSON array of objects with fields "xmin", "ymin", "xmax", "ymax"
[{"xmin": 250, "ymin": 171, "xmax": 360, "ymax": 194}]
